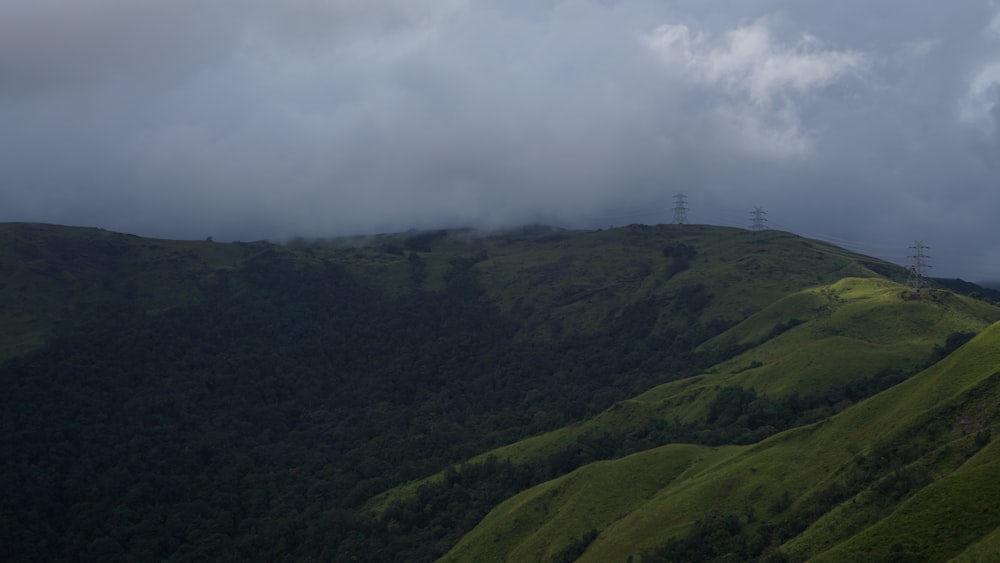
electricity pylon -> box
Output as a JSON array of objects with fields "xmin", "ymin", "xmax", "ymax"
[
  {"xmin": 749, "ymin": 207, "xmax": 768, "ymax": 232},
  {"xmin": 673, "ymin": 193, "xmax": 689, "ymax": 225},
  {"xmin": 907, "ymin": 241, "xmax": 931, "ymax": 292}
]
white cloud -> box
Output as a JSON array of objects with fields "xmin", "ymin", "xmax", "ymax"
[
  {"xmin": 959, "ymin": 63, "xmax": 1000, "ymax": 133},
  {"xmin": 960, "ymin": 6, "xmax": 1000, "ymax": 136},
  {"xmin": 642, "ymin": 17, "xmax": 869, "ymax": 157}
]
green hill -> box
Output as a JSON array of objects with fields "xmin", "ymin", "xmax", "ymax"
[
  {"xmin": 1, "ymin": 221, "xmax": 997, "ymax": 562},
  {"xmin": 368, "ymin": 277, "xmax": 996, "ymax": 503},
  {"xmin": 437, "ymin": 292, "xmax": 1000, "ymax": 562},
  {"xmin": 0, "ymin": 223, "xmax": 254, "ymax": 361}
]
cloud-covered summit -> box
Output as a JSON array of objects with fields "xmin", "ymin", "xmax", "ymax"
[{"xmin": 1, "ymin": 1, "xmax": 999, "ymax": 278}]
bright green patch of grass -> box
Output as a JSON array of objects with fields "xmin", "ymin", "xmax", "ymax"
[
  {"xmin": 437, "ymin": 308, "xmax": 1000, "ymax": 563},
  {"xmin": 809, "ymin": 460, "xmax": 1000, "ymax": 562},
  {"xmin": 370, "ymin": 276, "xmax": 999, "ymax": 524},
  {"xmin": 439, "ymin": 444, "xmax": 723, "ymax": 563}
]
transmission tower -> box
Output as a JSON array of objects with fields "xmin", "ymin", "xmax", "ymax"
[
  {"xmin": 672, "ymin": 193, "xmax": 689, "ymax": 224},
  {"xmin": 907, "ymin": 241, "xmax": 931, "ymax": 291},
  {"xmin": 749, "ymin": 207, "xmax": 768, "ymax": 232}
]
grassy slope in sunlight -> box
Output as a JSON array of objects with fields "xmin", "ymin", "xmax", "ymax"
[{"xmin": 437, "ymin": 292, "xmax": 1000, "ymax": 562}]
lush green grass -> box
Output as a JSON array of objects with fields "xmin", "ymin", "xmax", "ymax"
[
  {"xmin": 951, "ymin": 514, "xmax": 1000, "ymax": 562},
  {"xmin": 316, "ymin": 224, "xmax": 909, "ymax": 343},
  {"xmin": 439, "ymin": 444, "xmax": 729, "ymax": 563},
  {"xmin": 433, "ymin": 296, "xmax": 1000, "ymax": 562},
  {"xmin": 367, "ymin": 276, "xmax": 999, "ymax": 520},
  {"xmin": 808, "ymin": 461, "xmax": 1000, "ymax": 561},
  {"xmin": 781, "ymin": 323, "xmax": 1000, "ymax": 561},
  {"xmin": 507, "ymin": 277, "xmax": 993, "ymax": 449},
  {"xmin": 288, "ymin": 225, "xmax": 898, "ymax": 343},
  {"xmin": 800, "ymin": 411, "xmax": 1000, "ymax": 562},
  {"xmin": 360, "ymin": 235, "xmax": 938, "ymax": 514}
]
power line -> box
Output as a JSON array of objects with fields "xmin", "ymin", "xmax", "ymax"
[
  {"xmin": 767, "ymin": 219, "xmax": 904, "ymax": 252},
  {"xmin": 583, "ymin": 199, "xmax": 992, "ymax": 280}
]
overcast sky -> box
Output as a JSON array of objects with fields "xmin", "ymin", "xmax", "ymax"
[{"xmin": 2, "ymin": 1, "xmax": 999, "ymax": 279}]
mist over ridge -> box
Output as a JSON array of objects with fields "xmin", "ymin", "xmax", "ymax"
[{"xmin": 2, "ymin": 1, "xmax": 1000, "ymax": 278}]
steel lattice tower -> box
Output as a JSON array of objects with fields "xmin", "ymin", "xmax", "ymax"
[
  {"xmin": 673, "ymin": 193, "xmax": 689, "ymax": 225},
  {"xmin": 907, "ymin": 241, "xmax": 931, "ymax": 291},
  {"xmin": 749, "ymin": 207, "xmax": 768, "ymax": 232}
]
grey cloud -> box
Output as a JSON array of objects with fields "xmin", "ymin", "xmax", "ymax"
[
  {"xmin": 1, "ymin": 1, "xmax": 999, "ymax": 278},
  {"xmin": 0, "ymin": 1, "xmax": 239, "ymax": 95}
]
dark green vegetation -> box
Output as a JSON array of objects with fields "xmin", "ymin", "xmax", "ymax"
[{"xmin": 2, "ymin": 222, "xmax": 999, "ymax": 562}]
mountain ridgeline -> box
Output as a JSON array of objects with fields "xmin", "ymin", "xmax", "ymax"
[{"xmin": 1, "ymin": 222, "xmax": 999, "ymax": 562}]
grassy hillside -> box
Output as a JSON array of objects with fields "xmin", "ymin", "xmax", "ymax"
[
  {"xmin": 0, "ymin": 223, "xmax": 256, "ymax": 361},
  {"xmin": 0, "ymin": 222, "xmax": 896, "ymax": 363},
  {"xmin": 438, "ymin": 309, "xmax": 1000, "ymax": 563},
  {"xmin": 466, "ymin": 224, "xmax": 898, "ymax": 341},
  {"xmin": 370, "ymin": 277, "xmax": 998, "ymax": 509},
  {"xmin": 2, "ymin": 221, "xmax": 995, "ymax": 562}
]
